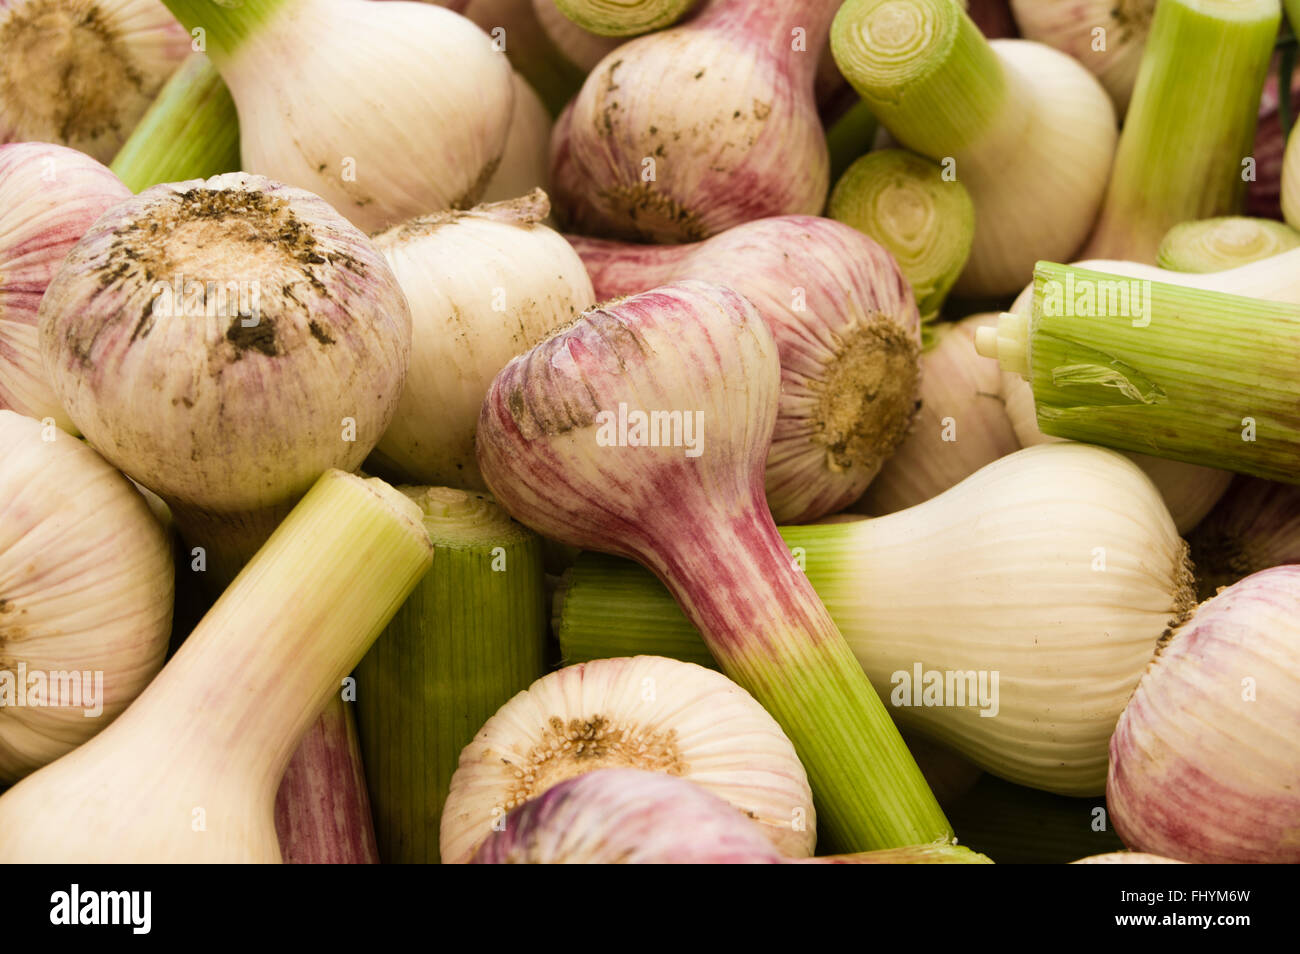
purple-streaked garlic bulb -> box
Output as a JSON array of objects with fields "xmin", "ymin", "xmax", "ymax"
[
  {"xmin": 440, "ymin": 655, "xmax": 815, "ymax": 863},
  {"xmin": 550, "ymin": 0, "xmax": 839, "ymax": 241},
  {"xmin": 1108, "ymin": 566, "xmax": 1300, "ymax": 863},
  {"xmin": 470, "ymin": 768, "xmax": 788, "ymax": 864},
  {"xmin": 569, "ymin": 216, "xmax": 922, "ymax": 522},
  {"xmin": 0, "ymin": 142, "xmax": 129, "ymax": 427},
  {"xmin": 1188, "ymin": 476, "xmax": 1300, "ymax": 601},
  {"xmin": 0, "ymin": 0, "xmax": 191, "ymax": 161},
  {"xmin": 0, "ymin": 409, "xmax": 173, "ymax": 783},
  {"xmin": 37, "ymin": 172, "xmax": 412, "ymax": 580},
  {"xmin": 475, "ymin": 279, "xmax": 949, "ymax": 852},
  {"xmin": 855, "ymin": 313, "xmax": 1018, "ymax": 515}
]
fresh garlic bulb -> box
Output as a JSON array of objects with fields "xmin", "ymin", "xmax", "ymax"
[
  {"xmin": 481, "ymin": 75, "xmax": 551, "ymax": 204},
  {"xmin": 550, "ymin": 0, "xmax": 838, "ymax": 241},
  {"xmin": 1009, "ymin": 0, "xmax": 1154, "ymax": 115},
  {"xmin": 0, "ymin": 142, "xmax": 129, "ymax": 428},
  {"xmin": 440, "ymin": 656, "xmax": 816, "ymax": 863},
  {"xmin": 37, "ymin": 172, "xmax": 412, "ymax": 579},
  {"xmin": 1070, "ymin": 851, "xmax": 1186, "ymax": 864},
  {"xmin": 370, "ymin": 190, "xmax": 595, "ymax": 489},
  {"xmin": 1108, "ymin": 566, "xmax": 1300, "ymax": 863},
  {"xmin": 568, "ymin": 216, "xmax": 924, "ymax": 523},
  {"xmin": 856, "ymin": 313, "xmax": 1018, "ymax": 515},
  {"xmin": 0, "ymin": 0, "xmax": 191, "ymax": 161},
  {"xmin": 166, "ymin": 0, "xmax": 515, "ymax": 232},
  {"xmin": 0, "ymin": 410, "xmax": 173, "ymax": 783},
  {"xmin": 471, "ymin": 768, "xmax": 788, "ymax": 864}
]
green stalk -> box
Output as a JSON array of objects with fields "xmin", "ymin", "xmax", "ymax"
[
  {"xmin": 554, "ymin": 0, "xmax": 696, "ymax": 36},
  {"xmin": 975, "ymin": 262, "xmax": 1300, "ymax": 484},
  {"xmin": 159, "ymin": 0, "xmax": 291, "ymax": 65},
  {"xmin": 830, "ymin": 0, "xmax": 1007, "ymax": 159},
  {"xmin": 110, "ymin": 54, "xmax": 240, "ymax": 192},
  {"xmin": 946, "ymin": 775, "xmax": 1124, "ymax": 864},
  {"xmin": 355, "ymin": 488, "xmax": 547, "ymax": 864},
  {"xmin": 828, "ymin": 149, "xmax": 974, "ymax": 321},
  {"xmin": 1156, "ymin": 216, "xmax": 1300, "ymax": 273},
  {"xmin": 802, "ymin": 843, "xmax": 993, "ymax": 864},
  {"xmin": 825, "ymin": 100, "xmax": 879, "ymax": 186},
  {"xmin": 1082, "ymin": 0, "xmax": 1280, "ymax": 262}
]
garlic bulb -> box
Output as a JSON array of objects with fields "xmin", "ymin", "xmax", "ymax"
[
  {"xmin": 568, "ymin": 216, "xmax": 923, "ymax": 523},
  {"xmin": 0, "ymin": 409, "xmax": 173, "ymax": 784},
  {"xmin": 370, "ymin": 190, "xmax": 595, "ymax": 490},
  {"xmin": 855, "ymin": 313, "xmax": 1018, "ymax": 516},
  {"xmin": 550, "ymin": 0, "xmax": 838, "ymax": 241},
  {"xmin": 476, "ymin": 279, "xmax": 949, "ymax": 849},
  {"xmin": 1108, "ymin": 566, "xmax": 1300, "ymax": 863},
  {"xmin": 440, "ymin": 656, "xmax": 816, "ymax": 862},
  {"xmin": 1009, "ymin": 0, "xmax": 1154, "ymax": 115},
  {"xmin": 472, "ymin": 768, "xmax": 788, "ymax": 864},
  {"xmin": 37, "ymin": 172, "xmax": 412, "ymax": 580},
  {"xmin": 162, "ymin": 0, "xmax": 514, "ymax": 232},
  {"xmin": 0, "ymin": 142, "xmax": 129, "ymax": 428},
  {"xmin": 0, "ymin": 0, "xmax": 191, "ymax": 161},
  {"xmin": 480, "ymin": 75, "xmax": 551, "ymax": 204},
  {"xmin": 832, "ymin": 1, "xmax": 1117, "ymax": 297},
  {"xmin": 557, "ymin": 443, "xmax": 1197, "ymax": 796}
]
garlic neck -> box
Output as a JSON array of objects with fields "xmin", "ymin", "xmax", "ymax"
[{"xmin": 696, "ymin": 0, "xmax": 840, "ymax": 80}]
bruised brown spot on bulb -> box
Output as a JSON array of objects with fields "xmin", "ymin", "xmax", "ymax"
[
  {"xmin": 500, "ymin": 714, "xmax": 686, "ymax": 811},
  {"xmin": 814, "ymin": 316, "xmax": 920, "ymax": 473},
  {"xmin": 0, "ymin": 0, "xmax": 143, "ymax": 143}
]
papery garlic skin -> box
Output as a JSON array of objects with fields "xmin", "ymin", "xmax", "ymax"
[
  {"xmin": 213, "ymin": 0, "xmax": 514, "ymax": 232},
  {"xmin": 441, "ymin": 656, "xmax": 816, "ymax": 863},
  {"xmin": 370, "ymin": 190, "xmax": 595, "ymax": 489},
  {"xmin": 0, "ymin": 409, "xmax": 173, "ymax": 783},
  {"xmin": 550, "ymin": 0, "xmax": 836, "ymax": 242},
  {"xmin": 0, "ymin": 142, "xmax": 129, "ymax": 428},
  {"xmin": 856, "ymin": 313, "xmax": 1017, "ymax": 515},
  {"xmin": 0, "ymin": 0, "xmax": 191, "ymax": 161},
  {"xmin": 481, "ymin": 75, "xmax": 552, "ymax": 204},
  {"xmin": 471, "ymin": 768, "xmax": 787, "ymax": 864},
  {"xmin": 37, "ymin": 172, "xmax": 412, "ymax": 525},
  {"xmin": 1009, "ymin": 0, "xmax": 1153, "ymax": 115},
  {"xmin": 1108, "ymin": 566, "xmax": 1300, "ymax": 863},
  {"xmin": 569, "ymin": 216, "xmax": 923, "ymax": 523}
]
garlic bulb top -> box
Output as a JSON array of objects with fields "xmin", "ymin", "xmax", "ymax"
[
  {"xmin": 0, "ymin": 141, "xmax": 129, "ymax": 428},
  {"xmin": 0, "ymin": 409, "xmax": 173, "ymax": 784},
  {"xmin": 442, "ymin": 656, "xmax": 816, "ymax": 863},
  {"xmin": 199, "ymin": 0, "xmax": 515, "ymax": 232},
  {"xmin": 38, "ymin": 172, "xmax": 412, "ymax": 518},
  {"xmin": 0, "ymin": 0, "xmax": 191, "ymax": 161}
]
